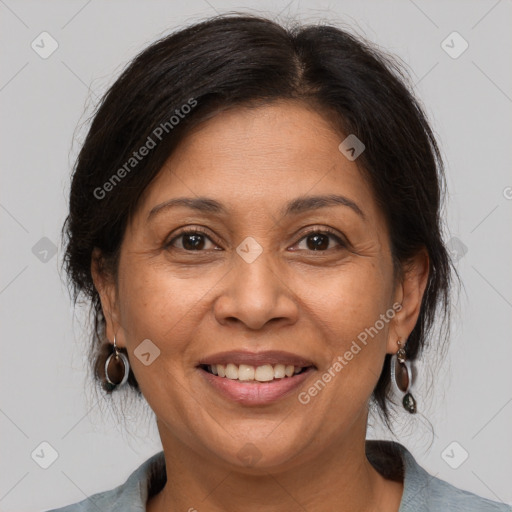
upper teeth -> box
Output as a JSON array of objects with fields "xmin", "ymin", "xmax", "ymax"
[{"xmin": 209, "ymin": 363, "xmax": 303, "ymax": 381}]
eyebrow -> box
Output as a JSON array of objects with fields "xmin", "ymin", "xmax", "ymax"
[{"xmin": 147, "ymin": 194, "xmax": 365, "ymax": 221}]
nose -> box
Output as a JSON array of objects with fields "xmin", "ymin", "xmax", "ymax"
[{"xmin": 213, "ymin": 250, "xmax": 299, "ymax": 331}]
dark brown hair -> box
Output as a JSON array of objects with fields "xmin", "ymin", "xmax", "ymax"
[{"xmin": 63, "ymin": 13, "xmax": 454, "ymax": 423}]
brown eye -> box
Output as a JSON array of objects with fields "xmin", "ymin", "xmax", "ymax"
[
  {"xmin": 166, "ymin": 229, "xmax": 218, "ymax": 251},
  {"xmin": 295, "ymin": 230, "xmax": 346, "ymax": 252}
]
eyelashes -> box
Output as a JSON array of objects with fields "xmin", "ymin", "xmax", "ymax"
[
  {"xmin": 294, "ymin": 227, "xmax": 347, "ymax": 252},
  {"xmin": 166, "ymin": 228, "xmax": 219, "ymax": 251},
  {"xmin": 164, "ymin": 226, "xmax": 348, "ymax": 253}
]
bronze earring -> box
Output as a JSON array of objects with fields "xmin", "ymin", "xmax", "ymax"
[
  {"xmin": 391, "ymin": 339, "xmax": 417, "ymax": 413},
  {"xmin": 104, "ymin": 335, "xmax": 130, "ymax": 391}
]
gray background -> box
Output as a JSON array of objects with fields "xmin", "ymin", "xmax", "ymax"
[{"xmin": 1, "ymin": 0, "xmax": 511, "ymax": 510}]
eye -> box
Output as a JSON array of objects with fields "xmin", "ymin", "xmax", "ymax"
[
  {"xmin": 165, "ymin": 228, "xmax": 220, "ymax": 251},
  {"xmin": 165, "ymin": 227, "xmax": 346, "ymax": 252},
  {"xmin": 293, "ymin": 228, "xmax": 346, "ymax": 252}
]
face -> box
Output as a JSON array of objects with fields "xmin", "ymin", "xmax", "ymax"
[{"xmin": 95, "ymin": 101, "xmax": 425, "ymax": 471}]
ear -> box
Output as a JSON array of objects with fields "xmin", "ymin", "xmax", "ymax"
[
  {"xmin": 386, "ymin": 247, "xmax": 430, "ymax": 354},
  {"xmin": 91, "ymin": 248, "xmax": 125, "ymax": 348}
]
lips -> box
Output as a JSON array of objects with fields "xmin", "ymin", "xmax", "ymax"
[
  {"xmin": 197, "ymin": 350, "xmax": 316, "ymax": 405},
  {"xmin": 197, "ymin": 350, "xmax": 315, "ymax": 368}
]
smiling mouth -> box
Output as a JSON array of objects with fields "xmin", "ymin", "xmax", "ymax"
[{"xmin": 199, "ymin": 363, "xmax": 312, "ymax": 382}]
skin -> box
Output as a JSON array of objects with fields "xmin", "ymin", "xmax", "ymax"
[{"xmin": 92, "ymin": 100, "xmax": 429, "ymax": 512}]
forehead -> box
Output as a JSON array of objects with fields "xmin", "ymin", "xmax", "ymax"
[{"xmin": 136, "ymin": 101, "xmax": 381, "ymax": 227}]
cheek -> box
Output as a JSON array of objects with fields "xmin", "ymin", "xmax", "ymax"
[
  {"xmin": 115, "ymin": 264, "xmax": 205, "ymax": 418},
  {"xmin": 116, "ymin": 260, "xmax": 221, "ymax": 359},
  {"xmin": 299, "ymin": 262, "xmax": 393, "ymax": 406},
  {"xmin": 118, "ymin": 252, "xmax": 393, "ymax": 363},
  {"xmin": 301, "ymin": 259, "xmax": 393, "ymax": 341},
  {"xmin": 116, "ymin": 245, "xmax": 393, "ymax": 408}
]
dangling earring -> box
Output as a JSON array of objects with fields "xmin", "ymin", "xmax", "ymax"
[
  {"xmin": 104, "ymin": 335, "xmax": 130, "ymax": 390},
  {"xmin": 390, "ymin": 339, "xmax": 417, "ymax": 413}
]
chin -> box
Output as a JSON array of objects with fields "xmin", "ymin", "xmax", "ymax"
[{"xmin": 203, "ymin": 428, "xmax": 308, "ymax": 473}]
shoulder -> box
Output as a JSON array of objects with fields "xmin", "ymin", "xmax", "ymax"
[
  {"xmin": 43, "ymin": 451, "xmax": 166, "ymax": 512},
  {"xmin": 410, "ymin": 473, "xmax": 512, "ymax": 512},
  {"xmin": 367, "ymin": 440, "xmax": 511, "ymax": 512}
]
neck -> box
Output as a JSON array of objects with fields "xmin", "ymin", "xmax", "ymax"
[{"xmin": 147, "ymin": 419, "xmax": 402, "ymax": 512}]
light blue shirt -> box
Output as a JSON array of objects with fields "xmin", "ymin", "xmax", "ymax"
[{"xmin": 45, "ymin": 440, "xmax": 510, "ymax": 511}]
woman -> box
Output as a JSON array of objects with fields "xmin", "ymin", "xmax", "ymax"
[{"xmin": 49, "ymin": 14, "xmax": 509, "ymax": 512}]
